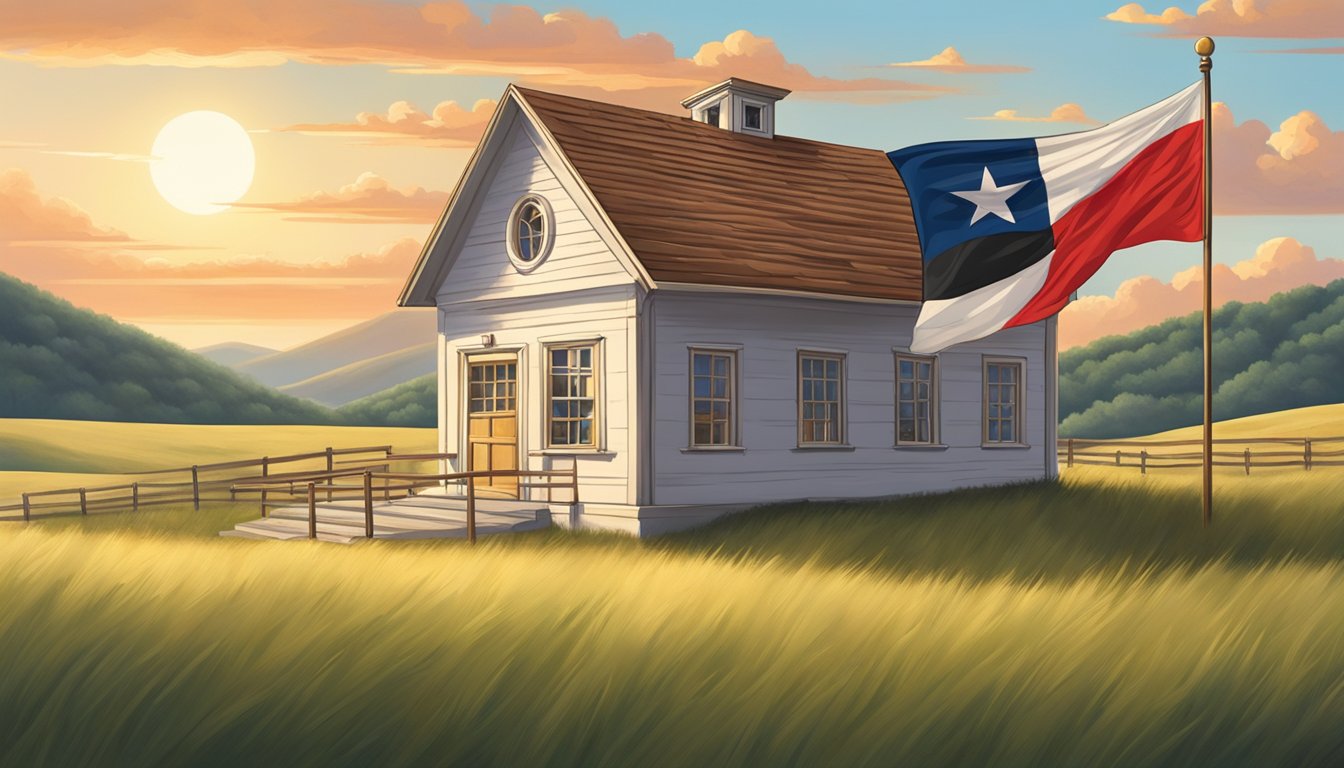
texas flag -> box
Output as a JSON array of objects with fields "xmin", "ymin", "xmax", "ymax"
[{"xmin": 888, "ymin": 82, "xmax": 1204, "ymax": 354}]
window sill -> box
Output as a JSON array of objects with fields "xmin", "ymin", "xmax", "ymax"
[
  {"xmin": 681, "ymin": 446, "xmax": 746, "ymax": 453},
  {"xmin": 792, "ymin": 444, "xmax": 856, "ymax": 452},
  {"xmin": 894, "ymin": 443, "xmax": 949, "ymax": 451},
  {"xmin": 528, "ymin": 448, "xmax": 611, "ymax": 456},
  {"xmin": 981, "ymin": 443, "xmax": 1032, "ymax": 450}
]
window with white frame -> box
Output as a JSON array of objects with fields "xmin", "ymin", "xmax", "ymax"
[
  {"xmin": 983, "ymin": 359, "xmax": 1024, "ymax": 445},
  {"xmin": 798, "ymin": 352, "xmax": 845, "ymax": 445},
  {"xmin": 690, "ymin": 349, "xmax": 737, "ymax": 447},
  {"xmin": 546, "ymin": 344, "xmax": 597, "ymax": 447},
  {"xmin": 896, "ymin": 355, "xmax": 936, "ymax": 445},
  {"xmin": 506, "ymin": 194, "xmax": 554, "ymax": 271}
]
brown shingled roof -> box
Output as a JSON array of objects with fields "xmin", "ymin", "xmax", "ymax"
[{"xmin": 517, "ymin": 87, "xmax": 924, "ymax": 302}]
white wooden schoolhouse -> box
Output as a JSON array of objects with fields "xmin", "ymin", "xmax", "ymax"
[{"xmin": 399, "ymin": 78, "xmax": 1059, "ymax": 535}]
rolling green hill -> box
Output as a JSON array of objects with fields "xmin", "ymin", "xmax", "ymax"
[
  {"xmin": 335, "ymin": 373, "xmax": 436, "ymax": 428},
  {"xmin": 1060, "ymin": 279, "xmax": 1344, "ymax": 438},
  {"xmin": 0, "ymin": 274, "xmax": 334, "ymax": 425}
]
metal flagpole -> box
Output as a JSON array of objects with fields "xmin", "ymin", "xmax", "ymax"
[{"xmin": 1197, "ymin": 36, "xmax": 1215, "ymax": 527}]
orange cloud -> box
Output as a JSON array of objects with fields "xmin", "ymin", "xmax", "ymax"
[
  {"xmin": 888, "ymin": 46, "xmax": 1030, "ymax": 74},
  {"xmin": 1, "ymin": 169, "xmax": 422, "ymax": 321},
  {"xmin": 1104, "ymin": 3, "xmax": 1194, "ymax": 24},
  {"xmin": 0, "ymin": 2, "xmax": 950, "ymax": 102},
  {"xmin": 281, "ymin": 99, "xmax": 495, "ymax": 148},
  {"xmin": 229, "ymin": 172, "xmax": 448, "ymax": 223},
  {"xmin": 4, "ymin": 237, "xmax": 422, "ymax": 321},
  {"xmin": 970, "ymin": 104, "xmax": 1101, "ymax": 125},
  {"xmin": 1214, "ymin": 103, "xmax": 1344, "ymax": 214},
  {"xmin": 1104, "ymin": 0, "xmax": 1343, "ymax": 38},
  {"xmin": 1059, "ymin": 237, "xmax": 1344, "ymax": 348},
  {"xmin": 0, "ymin": 168, "xmax": 129, "ymax": 243}
]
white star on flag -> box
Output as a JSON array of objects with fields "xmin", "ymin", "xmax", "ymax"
[{"xmin": 951, "ymin": 167, "xmax": 1029, "ymax": 225}]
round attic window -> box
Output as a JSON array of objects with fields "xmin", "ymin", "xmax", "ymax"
[{"xmin": 506, "ymin": 194, "xmax": 554, "ymax": 272}]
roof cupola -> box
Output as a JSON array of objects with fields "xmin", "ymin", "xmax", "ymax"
[{"xmin": 681, "ymin": 78, "xmax": 790, "ymax": 138}]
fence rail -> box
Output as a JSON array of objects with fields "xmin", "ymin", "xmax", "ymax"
[
  {"xmin": 0, "ymin": 444, "xmax": 400, "ymax": 521},
  {"xmin": 1, "ymin": 446, "xmax": 579, "ymax": 545},
  {"xmin": 1060, "ymin": 436, "xmax": 1344, "ymax": 474}
]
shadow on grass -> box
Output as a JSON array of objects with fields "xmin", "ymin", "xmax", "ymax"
[
  {"xmin": 478, "ymin": 471, "xmax": 1344, "ymax": 584},
  {"xmin": 649, "ymin": 474, "xmax": 1344, "ymax": 583}
]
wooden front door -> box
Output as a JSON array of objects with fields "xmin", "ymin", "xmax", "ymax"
[{"xmin": 466, "ymin": 356, "xmax": 519, "ymax": 498}]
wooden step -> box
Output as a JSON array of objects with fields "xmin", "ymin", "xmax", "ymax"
[{"xmin": 222, "ymin": 498, "xmax": 553, "ymax": 543}]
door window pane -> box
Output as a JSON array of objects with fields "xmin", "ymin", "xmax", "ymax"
[{"xmin": 469, "ymin": 360, "xmax": 516, "ymax": 414}]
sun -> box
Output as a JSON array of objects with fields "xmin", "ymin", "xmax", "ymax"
[{"xmin": 150, "ymin": 111, "xmax": 255, "ymax": 216}]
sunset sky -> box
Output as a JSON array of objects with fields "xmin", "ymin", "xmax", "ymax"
[{"xmin": 1, "ymin": 0, "xmax": 1341, "ymax": 350}]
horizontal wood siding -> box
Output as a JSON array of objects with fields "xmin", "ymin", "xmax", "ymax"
[
  {"xmin": 435, "ymin": 124, "xmax": 633, "ymax": 306},
  {"xmin": 439, "ymin": 285, "xmax": 638, "ymax": 505},
  {"xmin": 651, "ymin": 292, "xmax": 1052, "ymax": 505}
]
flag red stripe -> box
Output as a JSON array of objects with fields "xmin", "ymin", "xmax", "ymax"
[{"xmin": 1005, "ymin": 120, "xmax": 1204, "ymax": 328}]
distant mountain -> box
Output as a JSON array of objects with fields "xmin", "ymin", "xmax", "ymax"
[
  {"xmin": 279, "ymin": 342, "xmax": 436, "ymax": 406},
  {"xmin": 233, "ymin": 310, "xmax": 436, "ymax": 389},
  {"xmin": 0, "ymin": 274, "xmax": 333, "ymax": 425},
  {"xmin": 337, "ymin": 374, "xmax": 436, "ymax": 428},
  {"xmin": 193, "ymin": 341, "xmax": 279, "ymax": 368},
  {"xmin": 1059, "ymin": 279, "xmax": 1344, "ymax": 438}
]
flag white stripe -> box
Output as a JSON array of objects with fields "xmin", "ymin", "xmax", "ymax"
[
  {"xmin": 909, "ymin": 255, "xmax": 1053, "ymax": 354},
  {"xmin": 1035, "ymin": 81, "xmax": 1202, "ymax": 224}
]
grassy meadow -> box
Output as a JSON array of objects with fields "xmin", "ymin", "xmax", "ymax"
[
  {"xmin": 0, "ymin": 419, "xmax": 436, "ymax": 500},
  {"xmin": 2, "ymin": 414, "xmax": 1344, "ymax": 765},
  {"xmin": 1150, "ymin": 402, "xmax": 1344, "ymax": 440}
]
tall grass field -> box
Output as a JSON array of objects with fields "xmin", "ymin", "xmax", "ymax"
[{"xmin": 2, "ymin": 410, "xmax": 1344, "ymax": 765}]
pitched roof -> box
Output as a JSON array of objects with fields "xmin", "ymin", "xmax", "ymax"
[{"xmin": 516, "ymin": 87, "xmax": 923, "ymax": 302}]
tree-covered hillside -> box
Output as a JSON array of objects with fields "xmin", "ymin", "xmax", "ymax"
[
  {"xmin": 336, "ymin": 374, "xmax": 436, "ymax": 428},
  {"xmin": 1060, "ymin": 279, "xmax": 1344, "ymax": 438},
  {"xmin": 0, "ymin": 274, "xmax": 334, "ymax": 425}
]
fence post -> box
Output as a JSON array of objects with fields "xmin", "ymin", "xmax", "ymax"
[
  {"xmin": 79, "ymin": 488, "xmax": 88, "ymax": 515},
  {"xmin": 1244, "ymin": 448, "xmax": 1251, "ymax": 475},
  {"xmin": 1115, "ymin": 450, "xmax": 1121, "ymax": 467},
  {"xmin": 22, "ymin": 493, "xmax": 30, "ymax": 522},
  {"xmin": 1067, "ymin": 438, "xmax": 1074, "ymax": 469},
  {"xmin": 132, "ymin": 482, "xmax": 140, "ymax": 512},
  {"xmin": 260, "ymin": 456, "xmax": 269, "ymax": 518},
  {"xmin": 364, "ymin": 470, "xmax": 374, "ymax": 540},
  {"xmin": 1140, "ymin": 451, "xmax": 1147, "ymax": 476},
  {"xmin": 1305, "ymin": 439, "xmax": 1313, "ymax": 471},
  {"xmin": 307, "ymin": 482, "xmax": 317, "ymax": 540},
  {"xmin": 325, "ymin": 447, "xmax": 334, "ymax": 502},
  {"xmin": 191, "ymin": 465, "xmax": 200, "ymax": 511},
  {"xmin": 571, "ymin": 462, "xmax": 580, "ymax": 505},
  {"xmin": 466, "ymin": 474, "xmax": 477, "ymax": 545}
]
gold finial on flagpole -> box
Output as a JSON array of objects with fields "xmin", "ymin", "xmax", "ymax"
[{"xmin": 1196, "ymin": 36, "xmax": 1215, "ymax": 527}]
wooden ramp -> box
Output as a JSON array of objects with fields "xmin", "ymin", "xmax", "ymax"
[{"xmin": 221, "ymin": 495, "xmax": 552, "ymax": 544}]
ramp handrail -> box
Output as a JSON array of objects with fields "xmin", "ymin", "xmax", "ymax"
[{"xmin": 232, "ymin": 464, "xmax": 580, "ymax": 543}]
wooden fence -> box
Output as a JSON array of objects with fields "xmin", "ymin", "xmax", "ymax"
[
  {"xmin": 1060, "ymin": 436, "xmax": 1344, "ymax": 474},
  {"xmin": 0, "ymin": 445, "xmax": 401, "ymax": 521}
]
